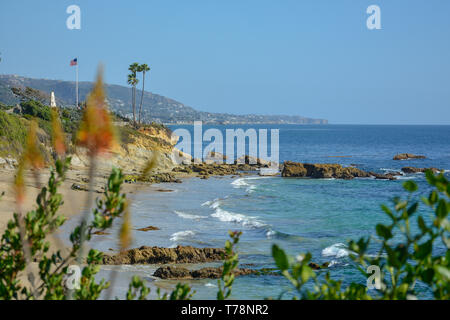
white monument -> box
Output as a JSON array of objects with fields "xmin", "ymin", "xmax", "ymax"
[{"xmin": 50, "ymin": 91, "xmax": 56, "ymax": 107}]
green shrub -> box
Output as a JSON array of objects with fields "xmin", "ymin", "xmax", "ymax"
[
  {"xmin": 0, "ymin": 111, "xmax": 29, "ymax": 158},
  {"xmin": 21, "ymin": 100, "xmax": 52, "ymax": 121}
]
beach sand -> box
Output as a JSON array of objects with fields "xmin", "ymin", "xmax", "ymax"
[{"xmin": 0, "ymin": 166, "xmax": 150, "ymax": 294}]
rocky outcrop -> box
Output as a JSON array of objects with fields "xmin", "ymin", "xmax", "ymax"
[
  {"xmin": 102, "ymin": 245, "xmax": 225, "ymax": 265},
  {"xmin": 136, "ymin": 226, "xmax": 160, "ymax": 232},
  {"xmin": 282, "ymin": 162, "xmax": 400, "ymax": 180},
  {"xmin": 124, "ymin": 172, "xmax": 182, "ymax": 184},
  {"xmin": 368, "ymin": 171, "xmax": 400, "ymax": 180},
  {"xmin": 153, "ymin": 266, "xmax": 276, "ymax": 279},
  {"xmin": 0, "ymin": 157, "xmax": 19, "ymax": 170},
  {"xmin": 401, "ymin": 167, "xmax": 442, "ymax": 174},
  {"xmin": 393, "ymin": 153, "xmax": 426, "ymax": 160},
  {"xmin": 308, "ymin": 262, "xmax": 330, "ymax": 270},
  {"xmin": 173, "ymin": 162, "xmax": 260, "ymax": 178}
]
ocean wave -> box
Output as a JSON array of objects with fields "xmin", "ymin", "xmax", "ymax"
[
  {"xmin": 232, "ymin": 177, "xmax": 261, "ymax": 193},
  {"xmin": 322, "ymin": 243, "xmax": 350, "ymax": 258},
  {"xmin": 205, "ymin": 282, "xmax": 217, "ymax": 288},
  {"xmin": 211, "ymin": 207, "xmax": 265, "ymax": 229},
  {"xmin": 395, "ymin": 176, "xmax": 416, "ymax": 180},
  {"xmin": 170, "ymin": 230, "xmax": 196, "ymax": 242},
  {"xmin": 174, "ymin": 211, "xmax": 207, "ymax": 220},
  {"xmin": 231, "ymin": 178, "xmax": 250, "ymax": 188}
]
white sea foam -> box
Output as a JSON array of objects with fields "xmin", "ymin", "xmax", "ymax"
[
  {"xmin": 170, "ymin": 230, "xmax": 196, "ymax": 242},
  {"xmin": 174, "ymin": 211, "xmax": 207, "ymax": 220},
  {"xmin": 322, "ymin": 243, "xmax": 350, "ymax": 258},
  {"xmin": 211, "ymin": 207, "xmax": 265, "ymax": 229},
  {"xmin": 246, "ymin": 184, "xmax": 257, "ymax": 193},
  {"xmin": 205, "ymin": 282, "xmax": 217, "ymax": 288},
  {"xmin": 231, "ymin": 178, "xmax": 249, "ymax": 188},
  {"xmin": 328, "ymin": 260, "xmax": 339, "ymax": 267},
  {"xmin": 265, "ymin": 229, "xmax": 276, "ymax": 238},
  {"xmin": 395, "ymin": 176, "xmax": 415, "ymax": 180}
]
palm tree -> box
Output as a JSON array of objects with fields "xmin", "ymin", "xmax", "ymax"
[
  {"xmin": 137, "ymin": 64, "xmax": 151, "ymax": 125},
  {"xmin": 127, "ymin": 63, "xmax": 139, "ymax": 125}
]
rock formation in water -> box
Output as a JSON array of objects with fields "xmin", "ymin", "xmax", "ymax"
[
  {"xmin": 102, "ymin": 245, "xmax": 225, "ymax": 265},
  {"xmin": 393, "ymin": 153, "xmax": 426, "ymax": 160},
  {"xmin": 401, "ymin": 167, "xmax": 442, "ymax": 174},
  {"xmin": 153, "ymin": 266, "xmax": 277, "ymax": 279}
]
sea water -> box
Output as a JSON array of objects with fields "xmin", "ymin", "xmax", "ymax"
[{"xmin": 64, "ymin": 125, "xmax": 450, "ymax": 299}]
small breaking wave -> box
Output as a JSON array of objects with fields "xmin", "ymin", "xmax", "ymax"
[
  {"xmin": 211, "ymin": 207, "xmax": 265, "ymax": 229},
  {"xmin": 231, "ymin": 177, "xmax": 260, "ymax": 193},
  {"xmin": 174, "ymin": 211, "xmax": 207, "ymax": 220},
  {"xmin": 170, "ymin": 230, "xmax": 196, "ymax": 242},
  {"xmin": 231, "ymin": 177, "xmax": 249, "ymax": 188},
  {"xmin": 322, "ymin": 243, "xmax": 350, "ymax": 258}
]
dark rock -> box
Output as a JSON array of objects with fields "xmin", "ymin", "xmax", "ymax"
[
  {"xmin": 393, "ymin": 153, "xmax": 426, "ymax": 160},
  {"xmin": 102, "ymin": 245, "xmax": 225, "ymax": 265},
  {"xmin": 93, "ymin": 231, "xmax": 110, "ymax": 235},
  {"xmin": 308, "ymin": 262, "xmax": 321, "ymax": 270},
  {"xmin": 369, "ymin": 172, "xmax": 399, "ymax": 180},
  {"xmin": 282, "ymin": 162, "xmax": 371, "ymax": 179},
  {"xmin": 401, "ymin": 167, "xmax": 442, "ymax": 174},
  {"xmin": 154, "ymin": 266, "xmax": 191, "ymax": 279},
  {"xmin": 308, "ymin": 262, "xmax": 330, "ymax": 270},
  {"xmin": 136, "ymin": 226, "xmax": 160, "ymax": 232},
  {"xmin": 153, "ymin": 266, "xmax": 273, "ymax": 279}
]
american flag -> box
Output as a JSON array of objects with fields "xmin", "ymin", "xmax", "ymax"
[{"xmin": 70, "ymin": 58, "xmax": 78, "ymax": 66}]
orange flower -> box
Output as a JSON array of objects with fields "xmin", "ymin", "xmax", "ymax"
[
  {"xmin": 14, "ymin": 161, "xmax": 26, "ymax": 205},
  {"xmin": 24, "ymin": 120, "xmax": 45, "ymax": 169},
  {"xmin": 51, "ymin": 108, "xmax": 66, "ymax": 156},
  {"xmin": 76, "ymin": 65, "xmax": 116, "ymax": 156},
  {"xmin": 119, "ymin": 201, "xmax": 132, "ymax": 251}
]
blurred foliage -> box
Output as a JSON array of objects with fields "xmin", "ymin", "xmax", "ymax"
[{"xmin": 217, "ymin": 231, "xmax": 242, "ymax": 300}]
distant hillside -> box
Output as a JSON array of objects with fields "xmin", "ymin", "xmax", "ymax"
[{"xmin": 0, "ymin": 74, "xmax": 328, "ymax": 125}]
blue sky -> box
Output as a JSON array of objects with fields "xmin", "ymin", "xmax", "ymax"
[{"xmin": 1, "ymin": 0, "xmax": 449, "ymax": 124}]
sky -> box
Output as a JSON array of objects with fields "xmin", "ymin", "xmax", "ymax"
[{"xmin": 0, "ymin": 0, "xmax": 449, "ymax": 124}]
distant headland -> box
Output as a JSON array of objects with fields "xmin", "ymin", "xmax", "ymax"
[{"xmin": 0, "ymin": 74, "xmax": 328, "ymax": 125}]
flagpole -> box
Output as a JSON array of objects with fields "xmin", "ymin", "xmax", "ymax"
[{"xmin": 76, "ymin": 62, "xmax": 79, "ymax": 108}]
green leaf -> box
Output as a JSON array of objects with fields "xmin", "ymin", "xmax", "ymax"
[
  {"xmin": 376, "ymin": 224, "xmax": 392, "ymax": 240},
  {"xmin": 415, "ymin": 240, "xmax": 433, "ymax": 260},
  {"xmin": 417, "ymin": 216, "xmax": 428, "ymax": 233},
  {"xmin": 272, "ymin": 244, "xmax": 289, "ymax": 271},
  {"xmin": 403, "ymin": 180, "xmax": 418, "ymax": 192},
  {"xmin": 407, "ymin": 202, "xmax": 418, "ymax": 217},
  {"xmin": 434, "ymin": 266, "xmax": 450, "ymax": 281},
  {"xmin": 436, "ymin": 199, "xmax": 448, "ymax": 219}
]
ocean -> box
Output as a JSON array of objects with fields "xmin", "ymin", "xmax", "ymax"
[{"xmin": 65, "ymin": 125, "xmax": 450, "ymax": 299}]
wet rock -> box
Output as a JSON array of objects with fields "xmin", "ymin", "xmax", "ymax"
[
  {"xmin": 153, "ymin": 266, "xmax": 273, "ymax": 279},
  {"xmin": 308, "ymin": 262, "xmax": 321, "ymax": 270},
  {"xmin": 281, "ymin": 161, "xmax": 307, "ymax": 177},
  {"xmin": 308, "ymin": 262, "xmax": 330, "ymax": 270},
  {"xmin": 369, "ymin": 172, "xmax": 399, "ymax": 180},
  {"xmin": 282, "ymin": 162, "xmax": 371, "ymax": 179},
  {"xmin": 102, "ymin": 245, "xmax": 225, "ymax": 265},
  {"xmin": 154, "ymin": 266, "xmax": 191, "ymax": 279},
  {"xmin": 155, "ymin": 189, "xmax": 174, "ymax": 192},
  {"xmin": 93, "ymin": 231, "xmax": 110, "ymax": 235},
  {"xmin": 401, "ymin": 167, "xmax": 442, "ymax": 174},
  {"xmin": 136, "ymin": 226, "xmax": 160, "ymax": 232},
  {"xmin": 393, "ymin": 153, "xmax": 426, "ymax": 160}
]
